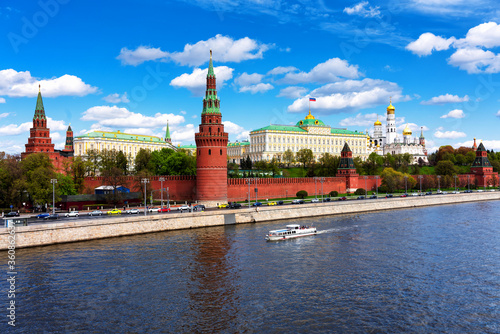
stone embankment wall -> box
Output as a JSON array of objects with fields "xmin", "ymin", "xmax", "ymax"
[{"xmin": 2, "ymin": 192, "xmax": 499, "ymax": 250}]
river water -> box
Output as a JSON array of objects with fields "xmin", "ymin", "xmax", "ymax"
[{"xmin": 5, "ymin": 201, "xmax": 500, "ymax": 333}]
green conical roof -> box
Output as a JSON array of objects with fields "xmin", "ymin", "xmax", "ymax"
[
  {"xmin": 165, "ymin": 122, "xmax": 171, "ymax": 139},
  {"xmin": 67, "ymin": 125, "xmax": 72, "ymax": 132},
  {"xmin": 202, "ymin": 50, "xmax": 220, "ymax": 115},
  {"xmin": 33, "ymin": 86, "xmax": 47, "ymax": 120},
  {"xmin": 208, "ymin": 49, "xmax": 215, "ymax": 76}
]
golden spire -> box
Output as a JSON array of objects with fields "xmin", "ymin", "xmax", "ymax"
[
  {"xmin": 305, "ymin": 110, "xmax": 315, "ymax": 120},
  {"xmin": 210, "ymin": 49, "xmax": 212, "ymax": 59},
  {"xmin": 403, "ymin": 123, "xmax": 412, "ymax": 135},
  {"xmin": 374, "ymin": 115, "xmax": 382, "ymax": 126},
  {"xmin": 387, "ymin": 97, "xmax": 395, "ymax": 114},
  {"xmin": 39, "ymin": 84, "xmax": 41, "ymax": 92}
]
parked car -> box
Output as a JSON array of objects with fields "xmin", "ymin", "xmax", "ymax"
[
  {"xmin": 442, "ymin": 191, "xmax": 449, "ymax": 195},
  {"xmin": 65, "ymin": 211, "xmax": 80, "ymax": 217},
  {"xmin": 252, "ymin": 202, "xmax": 262, "ymax": 206},
  {"xmin": 464, "ymin": 190, "xmax": 473, "ymax": 193},
  {"xmin": 385, "ymin": 194, "xmax": 393, "ymax": 198},
  {"xmin": 426, "ymin": 191, "xmax": 433, "ymax": 195},
  {"xmin": 436, "ymin": 190, "xmax": 443, "ymax": 194},
  {"xmin": 411, "ymin": 192, "xmax": 419, "ymax": 196},
  {"xmin": 322, "ymin": 198, "xmax": 331, "ymax": 202},
  {"xmin": 158, "ymin": 207, "xmax": 171, "ymax": 213},
  {"xmin": 400, "ymin": 194, "xmax": 407, "ymax": 198},
  {"xmin": 357, "ymin": 196, "xmax": 365, "ymax": 200},
  {"xmin": 267, "ymin": 201, "xmax": 277, "ymax": 206},
  {"xmin": 5, "ymin": 211, "xmax": 20, "ymax": 217},
  {"xmin": 369, "ymin": 195, "xmax": 378, "ymax": 199},
  {"xmin": 178, "ymin": 205, "xmax": 190, "ymax": 211},
  {"xmin": 292, "ymin": 199, "xmax": 305, "ymax": 204},
  {"xmin": 217, "ymin": 203, "xmax": 228, "ymax": 209},
  {"xmin": 451, "ymin": 191, "xmax": 460, "ymax": 194},
  {"xmin": 338, "ymin": 197, "xmax": 347, "ymax": 201},
  {"xmin": 37, "ymin": 213, "xmax": 50, "ymax": 219},
  {"xmin": 44, "ymin": 213, "xmax": 59, "ymax": 220},
  {"xmin": 148, "ymin": 207, "xmax": 160, "ymax": 213},
  {"xmin": 311, "ymin": 198, "xmax": 320, "ymax": 203},
  {"xmin": 193, "ymin": 204, "xmax": 205, "ymax": 211},
  {"xmin": 229, "ymin": 203, "xmax": 242, "ymax": 209},
  {"xmin": 277, "ymin": 200, "xmax": 284, "ymax": 205},
  {"xmin": 89, "ymin": 210, "xmax": 103, "ymax": 216},
  {"xmin": 107, "ymin": 209, "xmax": 121, "ymax": 215},
  {"xmin": 477, "ymin": 189, "xmax": 484, "ymax": 192},
  {"xmin": 126, "ymin": 209, "xmax": 140, "ymax": 214}
]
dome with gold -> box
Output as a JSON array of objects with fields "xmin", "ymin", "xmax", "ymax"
[
  {"xmin": 374, "ymin": 117, "xmax": 382, "ymax": 126},
  {"xmin": 387, "ymin": 100, "xmax": 395, "ymax": 114},
  {"xmin": 403, "ymin": 124, "xmax": 412, "ymax": 136}
]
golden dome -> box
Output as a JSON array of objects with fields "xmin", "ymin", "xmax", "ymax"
[
  {"xmin": 387, "ymin": 102, "xmax": 395, "ymax": 114},
  {"xmin": 403, "ymin": 123, "xmax": 412, "ymax": 136},
  {"xmin": 374, "ymin": 116, "xmax": 382, "ymax": 126},
  {"xmin": 305, "ymin": 110, "xmax": 315, "ymax": 120}
]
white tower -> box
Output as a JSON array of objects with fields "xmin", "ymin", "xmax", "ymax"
[
  {"xmin": 385, "ymin": 99, "xmax": 397, "ymax": 144},
  {"xmin": 403, "ymin": 123, "xmax": 412, "ymax": 144}
]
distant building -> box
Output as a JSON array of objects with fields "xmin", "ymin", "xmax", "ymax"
[
  {"xmin": 21, "ymin": 86, "xmax": 73, "ymax": 173},
  {"xmin": 227, "ymin": 141, "xmax": 250, "ymax": 164}
]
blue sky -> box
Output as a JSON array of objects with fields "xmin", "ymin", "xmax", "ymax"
[{"xmin": 1, "ymin": 0, "xmax": 500, "ymax": 154}]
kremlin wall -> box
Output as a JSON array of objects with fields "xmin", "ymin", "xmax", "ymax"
[{"xmin": 20, "ymin": 52, "xmax": 499, "ymax": 209}]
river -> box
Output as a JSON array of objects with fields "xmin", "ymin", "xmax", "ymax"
[{"xmin": 6, "ymin": 201, "xmax": 500, "ymax": 333}]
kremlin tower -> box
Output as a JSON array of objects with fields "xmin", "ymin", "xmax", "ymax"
[
  {"xmin": 195, "ymin": 51, "xmax": 229, "ymax": 206},
  {"xmin": 336, "ymin": 142, "xmax": 359, "ymax": 192},
  {"xmin": 385, "ymin": 99, "xmax": 397, "ymax": 145}
]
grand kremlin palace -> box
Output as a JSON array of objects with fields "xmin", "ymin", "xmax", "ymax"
[{"xmin": 227, "ymin": 111, "xmax": 369, "ymax": 164}]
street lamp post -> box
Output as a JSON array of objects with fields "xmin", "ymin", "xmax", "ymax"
[
  {"xmin": 245, "ymin": 178, "xmax": 251, "ymax": 208},
  {"xmin": 364, "ymin": 176, "xmax": 368, "ymax": 197},
  {"xmin": 141, "ymin": 178, "xmax": 149, "ymax": 216},
  {"xmin": 454, "ymin": 175, "xmax": 457, "ymax": 192},
  {"xmin": 404, "ymin": 176, "xmax": 408, "ymax": 194},
  {"xmin": 375, "ymin": 176, "xmax": 379, "ymax": 197},
  {"xmin": 314, "ymin": 177, "xmax": 318, "ymax": 199},
  {"xmin": 320, "ymin": 177, "xmax": 324, "ymax": 202},
  {"xmin": 254, "ymin": 178, "xmax": 259, "ymax": 203},
  {"xmin": 159, "ymin": 177, "xmax": 165, "ymax": 209},
  {"xmin": 437, "ymin": 175, "xmax": 441, "ymax": 192},
  {"xmin": 467, "ymin": 175, "xmax": 470, "ymax": 192},
  {"xmin": 483, "ymin": 175, "xmax": 487, "ymax": 191},
  {"xmin": 50, "ymin": 179, "xmax": 57, "ymax": 214},
  {"xmin": 167, "ymin": 187, "xmax": 170, "ymax": 208},
  {"xmin": 418, "ymin": 175, "xmax": 423, "ymax": 194}
]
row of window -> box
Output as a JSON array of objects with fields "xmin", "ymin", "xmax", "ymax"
[{"xmin": 251, "ymin": 135, "xmax": 366, "ymax": 147}]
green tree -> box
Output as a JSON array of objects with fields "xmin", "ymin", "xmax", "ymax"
[
  {"xmin": 71, "ymin": 156, "xmax": 89, "ymax": 193},
  {"xmin": 317, "ymin": 153, "xmax": 339, "ymax": 176},
  {"xmin": 116, "ymin": 151, "xmax": 128, "ymax": 174},
  {"xmin": 296, "ymin": 190, "xmax": 308, "ymax": 199},
  {"xmin": 381, "ymin": 167, "xmax": 416, "ymax": 193},
  {"xmin": 0, "ymin": 153, "xmax": 23, "ymax": 208},
  {"xmin": 435, "ymin": 160, "xmax": 458, "ymax": 176},
  {"xmin": 283, "ymin": 149, "xmax": 295, "ymax": 167},
  {"xmin": 21, "ymin": 153, "xmax": 56, "ymax": 206},
  {"xmin": 134, "ymin": 148, "xmax": 154, "ymax": 174},
  {"xmin": 296, "ymin": 148, "xmax": 314, "ymax": 169},
  {"xmin": 56, "ymin": 173, "xmax": 77, "ymax": 196}
]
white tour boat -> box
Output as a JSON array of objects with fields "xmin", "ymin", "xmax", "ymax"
[{"xmin": 265, "ymin": 224, "xmax": 317, "ymax": 241}]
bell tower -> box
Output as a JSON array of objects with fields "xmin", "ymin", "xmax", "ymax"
[{"xmin": 195, "ymin": 50, "xmax": 229, "ymax": 206}]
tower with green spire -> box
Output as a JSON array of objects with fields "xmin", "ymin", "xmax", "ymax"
[
  {"xmin": 63, "ymin": 125, "xmax": 74, "ymax": 152},
  {"xmin": 336, "ymin": 142, "xmax": 359, "ymax": 192},
  {"xmin": 23, "ymin": 85, "xmax": 55, "ymax": 156},
  {"xmin": 195, "ymin": 50, "xmax": 229, "ymax": 206},
  {"xmin": 165, "ymin": 122, "xmax": 172, "ymax": 144}
]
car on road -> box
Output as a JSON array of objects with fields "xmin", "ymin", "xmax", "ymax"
[
  {"xmin": 89, "ymin": 210, "xmax": 103, "ymax": 216},
  {"xmin": 400, "ymin": 194, "xmax": 407, "ymax": 197},
  {"xmin": 217, "ymin": 203, "xmax": 228, "ymax": 209},
  {"xmin": 426, "ymin": 191, "xmax": 433, "ymax": 195},
  {"xmin": 369, "ymin": 195, "xmax": 378, "ymax": 199},
  {"xmin": 277, "ymin": 200, "xmax": 284, "ymax": 205},
  {"xmin": 451, "ymin": 191, "xmax": 460, "ymax": 194},
  {"xmin": 148, "ymin": 207, "xmax": 160, "ymax": 213},
  {"xmin": 310, "ymin": 198, "xmax": 320, "ymax": 203},
  {"xmin": 322, "ymin": 197, "xmax": 331, "ymax": 202},
  {"xmin": 338, "ymin": 197, "xmax": 347, "ymax": 201},
  {"xmin": 477, "ymin": 189, "xmax": 483, "ymax": 192},
  {"xmin": 126, "ymin": 209, "xmax": 140, "ymax": 214},
  {"xmin": 158, "ymin": 207, "xmax": 171, "ymax": 213},
  {"xmin": 385, "ymin": 194, "xmax": 393, "ymax": 198},
  {"xmin": 252, "ymin": 202, "xmax": 262, "ymax": 206},
  {"xmin": 228, "ymin": 203, "xmax": 241, "ymax": 209},
  {"xmin": 357, "ymin": 196, "xmax": 365, "ymax": 200},
  {"xmin": 463, "ymin": 190, "xmax": 473, "ymax": 193},
  {"xmin": 107, "ymin": 209, "xmax": 121, "ymax": 215},
  {"xmin": 292, "ymin": 199, "xmax": 305, "ymax": 204},
  {"xmin": 193, "ymin": 204, "xmax": 205, "ymax": 211},
  {"xmin": 411, "ymin": 192, "xmax": 419, "ymax": 196},
  {"xmin": 489, "ymin": 189, "xmax": 496, "ymax": 192},
  {"xmin": 442, "ymin": 191, "xmax": 449, "ymax": 195},
  {"xmin": 178, "ymin": 205, "xmax": 190, "ymax": 211},
  {"xmin": 37, "ymin": 213, "xmax": 50, "ymax": 219},
  {"xmin": 267, "ymin": 201, "xmax": 277, "ymax": 206},
  {"xmin": 5, "ymin": 211, "xmax": 20, "ymax": 217},
  {"xmin": 44, "ymin": 213, "xmax": 59, "ymax": 220},
  {"xmin": 65, "ymin": 211, "xmax": 80, "ymax": 217}
]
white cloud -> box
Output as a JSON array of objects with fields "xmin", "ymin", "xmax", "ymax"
[
  {"xmin": 103, "ymin": 92, "xmax": 129, "ymax": 103},
  {"xmin": 116, "ymin": 46, "xmax": 169, "ymax": 66},
  {"xmin": 406, "ymin": 33, "xmax": 455, "ymax": 56},
  {"xmin": 447, "ymin": 47, "xmax": 500, "ymax": 74},
  {"xmin": 0, "ymin": 69, "xmax": 98, "ymax": 98},
  {"xmin": 396, "ymin": 123, "xmax": 430, "ymax": 132},
  {"xmin": 223, "ymin": 121, "xmax": 250, "ymax": 140},
  {"xmin": 0, "ymin": 112, "xmax": 9, "ymax": 119},
  {"xmin": 171, "ymin": 124, "xmax": 195, "ymax": 142},
  {"xmin": 282, "ymin": 58, "xmax": 360, "ymax": 84},
  {"xmin": 239, "ymin": 83, "xmax": 274, "ymax": 94},
  {"xmin": 434, "ymin": 130, "xmax": 467, "ymax": 139},
  {"xmin": 267, "ymin": 66, "xmax": 298, "ymax": 75},
  {"xmin": 0, "ymin": 97, "xmax": 5, "ymax": 103},
  {"xmin": 170, "ymin": 66, "xmax": 234, "ymax": 96},
  {"xmin": 277, "ymin": 86, "xmax": 308, "ymax": 99},
  {"xmin": 287, "ymin": 78, "xmax": 404, "ymax": 113},
  {"xmin": 0, "ymin": 122, "xmax": 31, "ymax": 136},
  {"xmin": 81, "ymin": 105, "xmax": 185, "ymax": 129},
  {"xmin": 496, "ymin": 110, "xmax": 500, "ymax": 117},
  {"xmin": 180, "ymin": 111, "xmax": 187, "ymax": 115},
  {"xmin": 343, "ymin": 1, "xmax": 381, "ymax": 18},
  {"xmin": 441, "ymin": 109, "xmax": 465, "ymax": 119},
  {"xmin": 455, "ymin": 139, "xmax": 500, "ymax": 150},
  {"xmin": 421, "ymin": 94, "xmax": 469, "ymax": 105},
  {"xmin": 46, "ymin": 117, "xmax": 68, "ymax": 131},
  {"xmin": 117, "ymin": 35, "xmax": 271, "ymax": 67},
  {"xmin": 462, "ymin": 22, "xmax": 500, "ymax": 48},
  {"xmin": 234, "ymin": 72, "xmax": 273, "ymax": 94},
  {"xmin": 339, "ymin": 113, "xmax": 380, "ymax": 127}
]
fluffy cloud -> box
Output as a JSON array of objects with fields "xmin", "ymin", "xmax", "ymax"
[
  {"xmin": 170, "ymin": 66, "xmax": 233, "ymax": 96},
  {"xmin": 441, "ymin": 109, "xmax": 465, "ymax": 119},
  {"xmin": 103, "ymin": 92, "xmax": 130, "ymax": 103},
  {"xmin": 117, "ymin": 35, "xmax": 271, "ymax": 67},
  {"xmin": 223, "ymin": 121, "xmax": 250, "ymax": 140},
  {"xmin": 0, "ymin": 69, "xmax": 98, "ymax": 98},
  {"xmin": 406, "ymin": 33, "xmax": 455, "ymax": 56},
  {"xmin": 396, "ymin": 123, "xmax": 429, "ymax": 132},
  {"xmin": 343, "ymin": 1, "xmax": 381, "ymax": 18},
  {"xmin": 282, "ymin": 58, "xmax": 360, "ymax": 84},
  {"xmin": 0, "ymin": 112, "xmax": 9, "ymax": 119},
  {"xmin": 171, "ymin": 124, "xmax": 196, "ymax": 142},
  {"xmin": 455, "ymin": 139, "xmax": 500, "ymax": 150},
  {"xmin": 81, "ymin": 105, "xmax": 185, "ymax": 129},
  {"xmin": 0, "ymin": 121, "xmax": 31, "ymax": 136},
  {"xmin": 421, "ymin": 94, "xmax": 469, "ymax": 105},
  {"xmin": 0, "ymin": 97, "xmax": 5, "ymax": 103},
  {"xmin": 277, "ymin": 86, "xmax": 308, "ymax": 99},
  {"xmin": 116, "ymin": 46, "xmax": 169, "ymax": 66},
  {"xmin": 434, "ymin": 130, "xmax": 467, "ymax": 139},
  {"xmin": 287, "ymin": 78, "xmax": 404, "ymax": 113},
  {"xmin": 447, "ymin": 47, "xmax": 500, "ymax": 74},
  {"xmin": 339, "ymin": 113, "xmax": 380, "ymax": 127},
  {"xmin": 461, "ymin": 22, "xmax": 500, "ymax": 48},
  {"xmin": 234, "ymin": 72, "xmax": 273, "ymax": 94},
  {"xmin": 267, "ymin": 66, "xmax": 297, "ymax": 75},
  {"xmin": 496, "ymin": 110, "xmax": 500, "ymax": 117}
]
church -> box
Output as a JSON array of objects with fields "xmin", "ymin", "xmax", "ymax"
[{"xmin": 368, "ymin": 100, "xmax": 428, "ymax": 164}]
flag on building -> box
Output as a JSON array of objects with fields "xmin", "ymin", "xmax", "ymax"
[{"xmin": 309, "ymin": 97, "xmax": 316, "ymax": 102}]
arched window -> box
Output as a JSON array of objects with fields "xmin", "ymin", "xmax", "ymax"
[
  {"xmin": 209, "ymin": 119, "xmax": 212, "ymax": 123},
  {"xmin": 209, "ymin": 149, "xmax": 211, "ymax": 155},
  {"xmin": 220, "ymin": 149, "xmax": 222, "ymax": 155},
  {"xmin": 199, "ymin": 150, "xmax": 201, "ymax": 155},
  {"xmin": 209, "ymin": 127, "xmax": 212, "ymax": 133}
]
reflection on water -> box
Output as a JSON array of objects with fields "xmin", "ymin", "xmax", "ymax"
[{"xmin": 8, "ymin": 201, "xmax": 500, "ymax": 333}]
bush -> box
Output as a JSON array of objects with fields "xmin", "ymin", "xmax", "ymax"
[
  {"xmin": 329, "ymin": 191, "xmax": 338, "ymax": 197},
  {"xmin": 296, "ymin": 190, "xmax": 308, "ymax": 199},
  {"xmin": 378, "ymin": 185, "xmax": 388, "ymax": 193},
  {"xmin": 354, "ymin": 188, "xmax": 366, "ymax": 195}
]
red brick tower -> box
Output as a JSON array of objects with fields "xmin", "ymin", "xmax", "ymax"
[
  {"xmin": 336, "ymin": 142, "xmax": 359, "ymax": 192},
  {"xmin": 195, "ymin": 50, "xmax": 229, "ymax": 206},
  {"xmin": 471, "ymin": 142, "xmax": 495, "ymax": 187},
  {"xmin": 22, "ymin": 85, "xmax": 55, "ymax": 158},
  {"xmin": 63, "ymin": 125, "xmax": 73, "ymax": 153}
]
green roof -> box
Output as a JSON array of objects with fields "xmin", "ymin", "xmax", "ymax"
[
  {"xmin": 76, "ymin": 131, "xmax": 166, "ymax": 143},
  {"xmin": 228, "ymin": 141, "xmax": 250, "ymax": 147},
  {"xmin": 179, "ymin": 144, "xmax": 196, "ymax": 149},
  {"xmin": 33, "ymin": 90, "xmax": 46, "ymax": 120},
  {"xmin": 331, "ymin": 128, "xmax": 362, "ymax": 135},
  {"xmin": 252, "ymin": 125, "xmax": 307, "ymax": 133},
  {"xmin": 296, "ymin": 118, "xmax": 326, "ymax": 126},
  {"xmin": 165, "ymin": 122, "xmax": 171, "ymax": 139}
]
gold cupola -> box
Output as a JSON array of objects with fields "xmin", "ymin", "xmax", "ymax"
[
  {"xmin": 374, "ymin": 116, "xmax": 382, "ymax": 126},
  {"xmin": 387, "ymin": 98, "xmax": 395, "ymax": 114},
  {"xmin": 305, "ymin": 110, "xmax": 315, "ymax": 120},
  {"xmin": 403, "ymin": 123, "xmax": 412, "ymax": 136}
]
